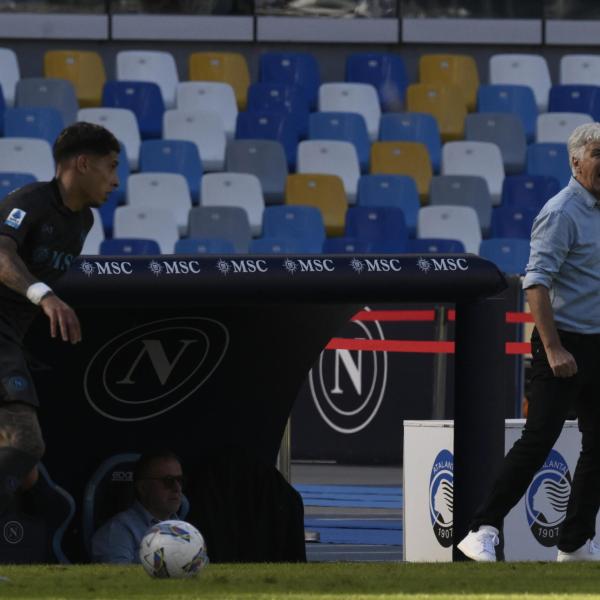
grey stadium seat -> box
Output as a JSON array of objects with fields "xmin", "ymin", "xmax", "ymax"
[
  {"xmin": 188, "ymin": 206, "xmax": 251, "ymax": 253},
  {"xmin": 16, "ymin": 78, "xmax": 79, "ymax": 126}
]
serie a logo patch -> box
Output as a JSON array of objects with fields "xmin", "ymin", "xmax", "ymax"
[{"xmin": 4, "ymin": 208, "xmax": 26, "ymax": 230}]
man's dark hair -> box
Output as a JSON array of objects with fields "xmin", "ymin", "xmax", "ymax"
[
  {"xmin": 133, "ymin": 449, "xmax": 182, "ymax": 483},
  {"xmin": 53, "ymin": 121, "xmax": 120, "ymax": 163}
]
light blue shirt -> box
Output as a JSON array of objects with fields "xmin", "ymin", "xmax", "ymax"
[
  {"xmin": 91, "ymin": 501, "xmax": 174, "ymax": 564},
  {"xmin": 523, "ymin": 177, "xmax": 600, "ymax": 333}
]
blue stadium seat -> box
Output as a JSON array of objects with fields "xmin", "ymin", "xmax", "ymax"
[
  {"xmin": 235, "ymin": 111, "xmax": 299, "ymax": 170},
  {"xmin": 345, "ymin": 52, "xmax": 408, "ymax": 112},
  {"xmin": 309, "ymin": 112, "xmax": 371, "ymax": 172},
  {"xmin": 139, "ymin": 140, "xmax": 202, "ymax": 203},
  {"xmin": 262, "ymin": 205, "xmax": 325, "ymax": 253},
  {"xmin": 175, "ymin": 238, "xmax": 236, "ymax": 254},
  {"xmin": 322, "ymin": 237, "xmax": 372, "ymax": 253},
  {"xmin": 526, "ymin": 143, "xmax": 571, "ymax": 188},
  {"xmin": 0, "ymin": 83, "xmax": 5, "ymax": 136},
  {"xmin": 345, "ymin": 206, "xmax": 408, "ymax": 252},
  {"xmin": 357, "ymin": 174, "xmax": 419, "ymax": 237},
  {"xmin": 477, "ymin": 84, "xmax": 537, "ymax": 142},
  {"xmin": 259, "ymin": 52, "xmax": 320, "ymax": 110},
  {"xmin": 480, "ymin": 237, "xmax": 530, "ymax": 275},
  {"xmin": 0, "ymin": 172, "xmax": 37, "ymax": 201},
  {"xmin": 4, "ymin": 107, "xmax": 64, "ymax": 145},
  {"xmin": 501, "ymin": 174, "xmax": 560, "ymax": 213},
  {"xmin": 247, "ymin": 82, "xmax": 309, "ymax": 138},
  {"xmin": 406, "ymin": 238, "xmax": 466, "ymax": 253},
  {"xmin": 100, "ymin": 142, "xmax": 129, "ymax": 237},
  {"xmin": 378, "ymin": 113, "xmax": 441, "ymax": 173},
  {"xmin": 102, "ymin": 80, "xmax": 165, "ymax": 139},
  {"xmin": 100, "ymin": 238, "xmax": 161, "ymax": 256},
  {"xmin": 249, "ymin": 237, "xmax": 319, "ymax": 254},
  {"xmin": 548, "ymin": 84, "xmax": 600, "ymax": 121},
  {"xmin": 491, "ymin": 204, "xmax": 539, "ymax": 239}
]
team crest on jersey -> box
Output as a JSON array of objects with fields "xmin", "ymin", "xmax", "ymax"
[{"xmin": 4, "ymin": 208, "xmax": 26, "ymax": 229}]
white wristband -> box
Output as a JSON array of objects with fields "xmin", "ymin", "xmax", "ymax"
[{"xmin": 26, "ymin": 282, "xmax": 53, "ymax": 305}]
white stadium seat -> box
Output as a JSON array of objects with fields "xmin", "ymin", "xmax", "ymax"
[
  {"xmin": 560, "ymin": 54, "xmax": 600, "ymax": 85},
  {"xmin": 0, "ymin": 47, "xmax": 20, "ymax": 106},
  {"xmin": 536, "ymin": 112, "xmax": 593, "ymax": 143},
  {"xmin": 418, "ymin": 205, "xmax": 482, "ymax": 254},
  {"xmin": 0, "ymin": 138, "xmax": 54, "ymax": 181},
  {"xmin": 113, "ymin": 206, "xmax": 179, "ymax": 254},
  {"xmin": 81, "ymin": 208, "xmax": 105, "ymax": 255}
]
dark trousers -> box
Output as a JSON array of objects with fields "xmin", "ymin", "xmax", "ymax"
[{"xmin": 471, "ymin": 328, "xmax": 600, "ymax": 552}]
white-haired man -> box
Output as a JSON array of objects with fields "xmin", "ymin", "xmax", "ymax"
[{"xmin": 458, "ymin": 122, "xmax": 600, "ymax": 562}]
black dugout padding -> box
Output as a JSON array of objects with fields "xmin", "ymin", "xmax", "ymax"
[{"xmin": 26, "ymin": 254, "xmax": 505, "ymax": 561}]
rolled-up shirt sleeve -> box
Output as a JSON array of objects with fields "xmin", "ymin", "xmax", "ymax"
[{"xmin": 523, "ymin": 209, "xmax": 576, "ymax": 290}]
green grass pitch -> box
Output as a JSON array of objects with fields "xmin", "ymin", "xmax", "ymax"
[{"xmin": 1, "ymin": 563, "xmax": 600, "ymax": 600}]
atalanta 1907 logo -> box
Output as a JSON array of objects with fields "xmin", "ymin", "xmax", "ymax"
[
  {"xmin": 429, "ymin": 449, "xmax": 454, "ymax": 547},
  {"xmin": 526, "ymin": 449, "xmax": 572, "ymax": 547}
]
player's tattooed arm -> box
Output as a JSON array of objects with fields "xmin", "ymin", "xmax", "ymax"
[{"xmin": 0, "ymin": 236, "xmax": 37, "ymax": 296}]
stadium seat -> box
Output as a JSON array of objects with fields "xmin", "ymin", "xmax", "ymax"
[
  {"xmin": 418, "ymin": 205, "xmax": 482, "ymax": 254},
  {"xmin": 526, "ymin": 143, "xmax": 571, "ymax": 188},
  {"xmin": 441, "ymin": 141, "xmax": 505, "ymax": 205},
  {"xmin": 4, "ymin": 107, "xmax": 64, "ymax": 145},
  {"xmin": 419, "ymin": 53, "xmax": 479, "ymax": 112},
  {"xmin": 285, "ymin": 173, "xmax": 347, "ymax": 236},
  {"xmin": 116, "ymin": 50, "xmax": 178, "ymax": 108},
  {"xmin": 370, "ymin": 141, "xmax": 432, "ymax": 202},
  {"xmin": 345, "ymin": 206, "xmax": 408, "ymax": 252},
  {"xmin": 102, "ymin": 81, "xmax": 165, "ymax": 139},
  {"xmin": 44, "ymin": 49, "xmax": 105, "ymax": 107},
  {"xmin": 308, "ymin": 112, "xmax": 370, "ymax": 172},
  {"xmin": 406, "ymin": 238, "xmax": 466, "ymax": 253},
  {"xmin": 114, "ymin": 206, "xmax": 179, "ymax": 253},
  {"xmin": 429, "ymin": 175, "xmax": 493, "ymax": 236},
  {"xmin": 465, "ymin": 113, "xmax": 526, "ymax": 174},
  {"xmin": 81, "ymin": 208, "xmax": 105, "ymax": 255},
  {"xmin": 175, "ymin": 238, "xmax": 236, "ymax": 254},
  {"xmin": 139, "ymin": 139, "xmax": 202, "ymax": 203},
  {"xmin": 176, "ymin": 81, "xmax": 238, "ymax": 139},
  {"xmin": 258, "ymin": 51, "xmax": 320, "ymax": 110},
  {"xmin": 100, "ymin": 238, "xmax": 161, "ymax": 256},
  {"xmin": 489, "ymin": 54, "xmax": 552, "ymax": 112},
  {"xmin": 345, "ymin": 52, "xmax": 408, "ymax": 112},
  {"xmin": 250, "ymin": 237, "xmax": 318, "ymax": 254},
  {"xmin": 296, "ymin": 140, "xmax": 359, "ymax": 203},
  {"xmin": 479, "ymin": 237, "xmax": 530, "ymax": 275},
  {"xmin": 357, "ymin": 174, "xmax": 419, "ymax": 237},
  {"xmin": 322, "ymin": 237, "xmax": 372, "ymax": 253},
  {"xmin": 127, "ymin": 172, "xmax": 192, "ymax": 235},
  {"xmin": 15, "ymin": 77, "xmax": 78, "ymax": 126},
  {"xmin": 547, "ymin": 85, "xmax": 600, "ymax": 121},
  {"xmin": 189, "ymin": 52, "xmax": 250, "ymax": 110},
  {"xmin": 490, "ymin": 204, "xmax": 538, "ymax": 239},
  {"xmin": 536, "ymin": 112, "xmax": 593, "ymax": 144},
  {"xmin": 247, "ymin": 82, "xmax": 309, "ymax": 139},
  {"xmin": 100, "ymin": 142, "xmax": 129, "ymax": 237},
  {"xmin": 406, "ymin": 83, "xmax": 466, "ymax": 142},
  {"xmin": 0, "ymin": 172, "xmax": 36, "ymax": 201},
  {"xmin": 318, "ymin": 83, "xmax": 381, "ymax": 141},
  {"xmin": 163, "ymin": 109, "xmax": 226, "ymax": 172},
  {"xmin": 477, "ymin": 84, "xmax": 538, "ymax": 143},
  {"xmin": 501, "ymin": 174, "xmax": 560, "ymax": 213},
  {"xmin": 201, "ymin": 172, "xmax": 265, "ymax": 237},
  {"xmin": 262, "ymin": 205, "xmax": 326, "ymax": 253},
  {"xmin": 378, "ymin": 112, "xmax": 442, "ymax": 173},
  {"xmin": 235, "ymin": 111, "xmax": 299, "ymax": 170},
  {"xmin": 78, "ymin": 107, "xmax": 141, "ymax": 171},
  {"xmin": 0, "ymin": 47, "xmax": 19, "ymax": 106},
  {"xmin": 560, "ymin": 54, "xmax": 600, "ymax": 85},
  {"xmin": 188, "ymin": 206, "xmax": 251, "ymax": 253},
  {"xmin": 225, "ymin": 139, "xmax": 288, "ymax": 205},
  {"xmin": 0, "ymin": 138, "xmax": 54, "ymax": 181}
]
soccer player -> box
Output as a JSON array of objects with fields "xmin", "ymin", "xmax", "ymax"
[
  {"xmin": 458, "ymin": 122, "xmax": 600, "ymax": 562},
  {"xmin": 0, "ymin": 122, "xmax": 119, "ymax": 515}
]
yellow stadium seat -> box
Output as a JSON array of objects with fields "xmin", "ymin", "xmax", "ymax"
[
  {"xmin": 44, "ymin": 50, "xmax": 105, "ymax": 108},
  {"xmin": 370, "ymin": 141, "xmax": 432, "ymax": 202},
  {"xmin": 189, "ymin": 52, "xmax": 250, "ymax": 110},
  {"xmin": 285, "ymin": 174, "xmax": 347, "ymax": 236},
  {"xmin": 419, "ymin": 54, "xmax": 479, "ymax": 111},
  {"xmin": 406, "ymin": 83, "xmax": 466, "ymax": 142}
]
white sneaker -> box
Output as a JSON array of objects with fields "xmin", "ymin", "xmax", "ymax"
[
  {"xmin": 457, "ymin": 525, "xmax": 499, "ymax": 562},
  {"xmin": 557, "ymin": 540, "xmax": 600, "ymax": 562}
]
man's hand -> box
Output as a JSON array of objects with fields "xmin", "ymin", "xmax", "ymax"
[
  {"xmin": 40, "ymin": 294, "xmax": 82, "ymax": 343},
  {"xmin": 546, "ymin": 344, "xmax": 578, "ymax": 378}
]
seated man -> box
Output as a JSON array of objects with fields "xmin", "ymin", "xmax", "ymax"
[{"xmin": 91, "ymin": 450, "xmax": 184, "ymax": 564}]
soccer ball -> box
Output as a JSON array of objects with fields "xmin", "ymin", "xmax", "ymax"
[{"xmin": 139, "ymin": 519, "xmax": 209, "ymax": 579}]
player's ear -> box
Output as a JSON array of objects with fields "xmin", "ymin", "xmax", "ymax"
[
  {"xmin": 75, "ymin": 154, "xmax": 90, "ymax": 173},
  {"xmin": 572, "ymin": 155, "xmax": 580, "ymax": 173}
]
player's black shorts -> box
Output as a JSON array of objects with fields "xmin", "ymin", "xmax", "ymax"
[{"xmin": 0, "ymin": 320, "xmax": 38, "ymax": 407}]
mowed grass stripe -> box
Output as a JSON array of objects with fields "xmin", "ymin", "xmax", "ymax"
[{"xmin": 1, "ymin": 563, "xmax": 600, "ymax": 599}]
